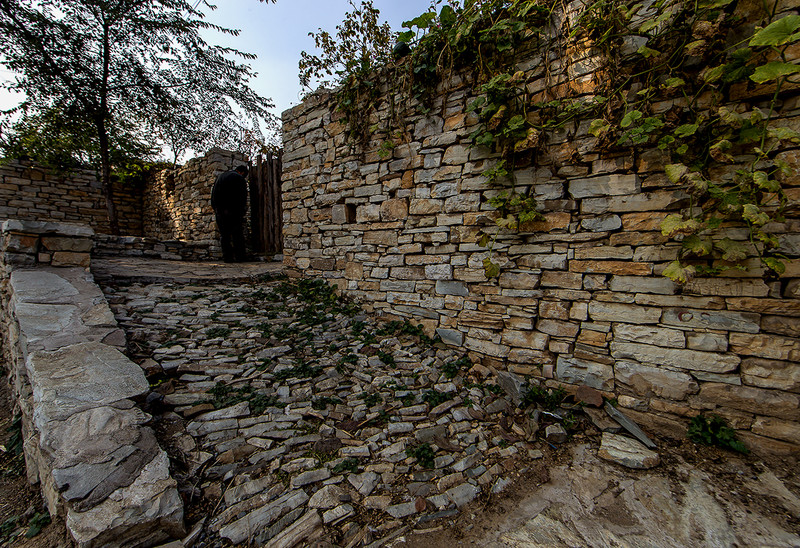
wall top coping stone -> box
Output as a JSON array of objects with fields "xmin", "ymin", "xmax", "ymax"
[{"xmin": 2, "ymin": 219, "xmax": 95, "ymax": 238}]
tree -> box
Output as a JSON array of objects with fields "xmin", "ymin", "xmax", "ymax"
[{"xmin": 0, "ymin": 0, "xmax": 275, "ymax": 234}]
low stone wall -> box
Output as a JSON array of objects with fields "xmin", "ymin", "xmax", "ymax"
[
  {"xmin": 0, "ymin": 160, "xmax": 143, "ymax": 235},
  {"xmin": 281, "ymin": 5, "xmax": 800, "ymax": 453},
  {"xmin": 143, "ymin": 148, "xmax": 248, "ymax": 245},
  {"xmin": 0, "ymin": 220, "xmax": 183, "ymax": 546},
  {"xmin": 93, "ymin": 234, "xmax": 219, "ymax": 262}
]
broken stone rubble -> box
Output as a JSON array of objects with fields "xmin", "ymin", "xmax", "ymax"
[{"xmin": 103, "ymin": 273, "xmax": 658, "ymax": 547}]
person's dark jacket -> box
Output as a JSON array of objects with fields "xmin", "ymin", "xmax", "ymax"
[{"xmin": 211, "ymin": 170, "xmax": 248, "ymax": 215}]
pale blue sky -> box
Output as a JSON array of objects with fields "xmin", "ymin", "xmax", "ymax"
[
  {"xmin": 210, "ymin": 0, "xmax": 433, "ymax": 117},
  {"xmin": 0, "ymin": 1, "xmax": 433, "ymax": 122}
]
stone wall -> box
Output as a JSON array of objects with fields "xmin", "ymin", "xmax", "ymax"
[
  {"xmin": 281, "ymin": 6, "xmax": 800, "ymax": 453},
  {"xmin": 0, "ymin": 160, "xmax": 143, "ymax": 235},
  {"xmin": 143, "ymin": 148, "xmax": 248, "ymax": 247},
  {"xmin": 0, "ymin": 220, "xmax": 183, "ymax": 546}
]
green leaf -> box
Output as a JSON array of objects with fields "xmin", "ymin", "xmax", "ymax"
[
  {"xmin": 683, "ymin": 235, "xmax": 713, "ymax": 256},
  {"xmin": 637, "ymin": 45, "xmax": 661, "ymax": 58},
  {"xmin": 767, "ymin": 126, "xmax": 800, "ymax": 144},
  {"xmin": 466, "ymin": 96, "xmax": 486, "ymax": 113},
  {"xmin": 674, "ymin": 123, "xmax": 699, "ymax": 137},
  {"xmin": 477, "ymin": 232, "xmax": 490, "ymax": 248},
  {"xmin": 588, "ymin": 118, "xmax": 610, "ymax": 137},
  {"xmin": 439, "ymin": 5, "xmax": 457, "ymax": 27},
  {"xmin": 701, "ymin": 65, "xmax": 725, "ymax": 83},
  {"xmin": 676, "ymin": 144, "xmax": 689, "ymax": 155},
  {"xmin": 742, "ymin": 203, "xmax": 770, "ymax": 226},
  {"xmin": 717, "ymin": 106, "xmax": 743, "ymax": 128},
  {"xmin": 658, "ymin": 135, "xmax": 676, "ymax": 149},
  {"xmin": 750, "ymin": 61, "xmax": 800, "ymax": 84},
  {"xmin": 661, "ymin": 214, "xmax": 702, "ymax": 237},
  {"xmin": 506, "ymin": 114, "xmax": 526, "ymax": 131},
  {"xmin": 620, "ymin": 110, "xmax": 643, "ymax": 128},
  {"xmin": 752, "ymin": 170, "xmax": 781, "ymax": 192},
  {"xmin": 686, "ymin": 172, "xmax": 709, "ymax": 193},
  {"xmin": 483, "ymin": 257, "xmax": 500, "ymax": 279},
  {"xmin": 496, "ymin": 214, "xmax": 518, "ymax": 230},
  {"xmin": 699, "ymin": 0, "xmax": 735, "ymax": 7},
  {"xmin": 663, "ymin": 260, "xmax": 696, "ymax": 284},
  {"xmin": 715, "ymin": 238, "xmax": 748, "ymax": 262},
  {"xmin": 665, "ymin": 163, "xmax": 689, "ymax": 183},
  {"xmin": 763, "ymin": 257, "xmax": 786, "ymax": 275},
  {"xmin": 664, "ymin": 77, "xmax": 685, "ymax": 88},
  {"xmin": 476, "ymin": 132, "xmax": 495, "ymax": 147},
  {"xmin": 749, "ymin": 15, "xmax": 800, "ymax": 47},
  {"xmin": 709, "ymin": 140, "xmax": 734, "ymax": 163}
]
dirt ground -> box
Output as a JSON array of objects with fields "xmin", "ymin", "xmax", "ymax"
[
  {"xmin": 0, "ymin": 371, "xmax": 68, "ymax": 548},
  {"xmin": 400, "ymin": 433, "xmax": 800, "ymax": 548}
]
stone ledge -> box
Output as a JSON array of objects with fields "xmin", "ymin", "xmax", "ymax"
[
  {"xmin": 2, "ymin": 261, "xmax": 184, "ymax": 546},
  {"xmin": 2, "ymin": 219, "xmax": 95, "ymax": 238}
]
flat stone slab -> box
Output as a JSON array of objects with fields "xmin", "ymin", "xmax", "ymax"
[
  {"xmin": 28, "ymin": 341, "xmax": 149, "ymax": 426},
  {"xmin": 598, "ymin": 432, "xmax": 660, "ymax": 469},
  {"xmin": 10, "ymin": 270, "xmax": 80, "ymax": 303},
  {"xmin": 2, "ymin": 219, "xmax": 95, "ymax": 237},
  {"xmin": 65, "ymin": 451, "xmax": 183, "ymax": 548}
]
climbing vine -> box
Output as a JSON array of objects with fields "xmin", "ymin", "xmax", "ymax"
[{"xmin": 301, "ymin": 0, "xmax": 800, "ymax": 281}]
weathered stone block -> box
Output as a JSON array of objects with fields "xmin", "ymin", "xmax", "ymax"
[
  {"xmin": 589, "ymin": 302, "xmax": 661, "ymax": 324},
  {"xmin": 581, "ymin": 215, "xmax": 622, "ymax": 232},
  {"xmin": 537, "ymin": 319, "xmax": 579, "ymax": 338},
  {"xmin": 695, "ymin": 383, "xmax": 799, "ymax": 420},
  {"xmin": 568, "ymin": 174, "xmax": 640, "ymax": 199},
  {"xmin": 499, "ymin": 271, "xmax": 539, "ymax": 289},
  {"xmin": 541, "ymin": 271, "xmax": 582, "ymax": 289},
  {"xmin": 610, "ymin": 342, "xmax": 740, "ymax": 374},
  {"xmin": 501, "ymin": 330, "xmax": 549, "ymax": 350},
  {"xmin": 612, "ymin": 324, "xmax": 685, "ymax": 348},
  {"xmin": 751, "ymin": 416, "xmax": 800, "ymax": 444},
  {"xmin": 614, "ymin": 360, "xmax": 698, "ymax": 400},
  {"xmin": 380, "ymin": 199, "xmax": 408, "ymax": 221},
  {"xmin": 556, "ymin": 355, "xmax": 614, "ymax": 391},
  {"xmin": 608, "ymin": 275, "xmax": 678, "ymax": 295},
  {"xmin": 730, "ymin": 333, "xmax": 800, "ymax": 362},
  {"xmin": 51, "ymin": 252, "xmax": 91, "ymax": 268},
  {"xmin": 741, "ymin": 358, "xmax": 800, "ymax": 391},
  {"xmin": 661, "ymin": 308, "xmax": 760, "ymax": 334},
  {"xmin": 569, "ymin": 260, "xmax": 652, "ymax": 275}
]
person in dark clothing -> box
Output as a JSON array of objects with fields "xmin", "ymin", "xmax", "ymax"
[{"xmin": 211, "ymin": 165, "xmax": 249, "ymax": 262}]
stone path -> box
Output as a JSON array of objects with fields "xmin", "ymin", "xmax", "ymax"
[
  {"xmin": 97, "ymin": 263, "xmax": 550, "ymax": 547},
  {"xmin": 91, "ymin": 258, "xmax": 800, "ymax": 548}
]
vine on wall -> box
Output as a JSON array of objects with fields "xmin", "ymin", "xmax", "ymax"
[{"xmin": 300, "ymin": 0, "xmax": 800, "ymax": 281}]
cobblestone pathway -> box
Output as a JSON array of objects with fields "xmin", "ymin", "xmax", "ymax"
[{"xmin": 98, "ymin": 265, "xmax": 545, "ymax": 547}]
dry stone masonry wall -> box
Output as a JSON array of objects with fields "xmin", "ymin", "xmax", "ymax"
[
  {"xmin": 281, "ymin": 4, "xmax": 800, "ymax": 453},
  {"xmin": 0, "ymin": 160, "xmax": 143, "ymax": 235},
  {"xmin": 0, "ymin": 220, "xmax": 183, "ymax": 547},
  {"xmin": 143, "ymin": 148, "xmax": 248, "ymax": 246}
]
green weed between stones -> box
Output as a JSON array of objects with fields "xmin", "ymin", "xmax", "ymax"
[
  {"xmin": 688, "ymin": 415, "xmax": 749, "ymax": 454},
  {"xmin": 521, "ymin": 384, "xmax": 566, "ymax": 411},
  {"xmin": 331, "ymin": 457, "xmax": 360, "ymax": 475},
  {"xmin": 207, "ymin": 382, "xmax": 285, "ymax": 414},
  {"xmin": 274, "ymin": 362, "xmax": 323, "ymax": 381},
  {"xmin": 406, "ymin": 442, "xmax": 436, "ymax": 469},
  {"xmin": 442, "ymin": 355, "xmax": 471, "ymax": 379}
]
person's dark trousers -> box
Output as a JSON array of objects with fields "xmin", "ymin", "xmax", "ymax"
[{"xmin": 214, "ymin": 209, "xmax": 247, "ymax": 262}]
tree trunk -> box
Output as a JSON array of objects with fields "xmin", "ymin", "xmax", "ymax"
[
  {"xmin": 98, "ymin": 14, "xmax": 119, "ymax": 236},
  {"xmin": 97, "ymin": 118, "xmax": 119, "ymax": 235}
]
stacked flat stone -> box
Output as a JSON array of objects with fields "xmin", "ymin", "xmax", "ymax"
[
  {"xmin": 143, "ymin": 148, "xmax": 249, "ymax": 246},
  {"xmin": 103, "ymin": 277, "xmax": 542, "ymax": 546},
  {"xmin": 0, "ymin": 221, "xmax": 183, "ymax": 547},
  {"xmin": 93, "ymin": 234, "xmax": 219, "ymax": 262},
  {"xmin": 280, "ymin": 1, "xmax": 800, "ymax": 453},
  {"xmin": 0, "ymin": 161, "xmax": 142, "ymax": 235}
]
